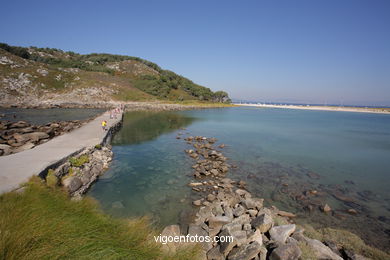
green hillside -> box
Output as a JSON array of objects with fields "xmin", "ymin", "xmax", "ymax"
[{"xmin": 0, "ymin": 43, "xmax": 230, "ymax": 106}]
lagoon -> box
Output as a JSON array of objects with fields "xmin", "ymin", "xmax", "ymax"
[{"xmin": 88, "ymin": 107, "xmax": 390, "ymax": 249}]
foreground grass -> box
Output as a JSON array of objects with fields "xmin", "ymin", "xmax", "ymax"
[{"xmin": 0, "ymin": 177, "xmax": 198, "ymax": 260}]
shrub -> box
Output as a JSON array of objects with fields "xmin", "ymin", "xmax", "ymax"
[
  {"xmin": 46, "ymin": 169, "xmax": 58, "ymax": 188},
  {"xmin": 69, "ymin": 155, "xmax": 89, "ymax": 167}
]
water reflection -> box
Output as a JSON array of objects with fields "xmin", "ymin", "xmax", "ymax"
[{"xmin": 112, "ymin": 111, "xmax": 196, "ymax": 145}]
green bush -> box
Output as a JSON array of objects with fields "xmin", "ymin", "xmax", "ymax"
[
  {"xmin": 45, "ymin": 169, "xmax": 58, "ymax": 188},
  {"xmin": 69, "ymin": 155, "xmax": 89, "ymax": 167}
]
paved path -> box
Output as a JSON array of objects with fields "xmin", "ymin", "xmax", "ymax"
[{"xmin": 0, "ymin": 110, "xmax": 123, "ymax": 194}]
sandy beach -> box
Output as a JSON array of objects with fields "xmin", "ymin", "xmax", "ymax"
[{"xmin": 236, "ymin": 103, "xmax": 390, "ymax": 114}]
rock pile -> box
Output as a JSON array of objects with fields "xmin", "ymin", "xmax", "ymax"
[
  {"xmin": 160, "ymin": 135, "xmax": 368, "ymax": 260},
  {"xmin": 45, "ymin": 145, "xmax": 113, "ymax": 198},
  {"xmin": 0, "ymin": 119, "xmax": 88, "ymax": 156}
]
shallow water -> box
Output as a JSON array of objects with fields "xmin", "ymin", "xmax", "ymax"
[
  {"xmin": 0, "ymin": 108, "xmax": 105, "ymax": 125},
  {"xmin": 88, "ymin": 107, "xmax": 390, "ymax": 249}
]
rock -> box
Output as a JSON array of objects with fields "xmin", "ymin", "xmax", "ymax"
[
  {"xmin": 233, "ymin": 205, "xmax": 246, "ymax": 217},
  {"xmin": 207, "ymin": 194, "xmax": 216, "ymax": 202},
  {"xmin": 322, "ymin": 204, "xmax": 332, "ymax": 213},
  {"xmin": 0, "ymin": 144, "xmax": 12, "ymax": 155},
  {"xmin": 269, "ymin": 224, "xmax": 296, "ymax": 244},
  {"xmin": 112, "ymin": 201, "xmax": 124, "ymax": 209},
  {"xmin": 207, "ymin": 246, "xmax": 224, "ymax": 260},
  {"xmin": 231, "ymin": 230, "xmax": 248, "ymax": 246},
  {"xmin": 277, "ymin": 210, "xmax": 296, "ymax": 218},
  {"xmin": 235, "ymin": 189, "xmax": 252, "ymax": 198},
  {"xmin": 247, "ymin": 229, "xmax": 263, "ymax": 245},
  {"xmin": 189, "ymin": 182, "xmax": 203, "ymax": 187},
  {"xmin": 62, "ymin": 176, "xmax": 82, "ymax": 193},
  {"xmin": 269, "ymin": 242, "xmax": 302, "ymax": 260},
  {"xmin": 219, "ymin": 228, "xmax": 238, "ymax": 257},
  {"xmin": 247, "ymin": 209, "xmax": 258, "ymax": 217},
  {"xmin": 347, "ymin": 209, "xmax": 358, "ymax": 215},
  {"xmin": 26, "ymin": 132, "xmax": 49, "ymax": 142},
  {"xmin": 188, "ymin": 224, "xmax": 212, "ymax": 252},
  {"xmin": 209, "ymin": 216, "xmax": 231, "ymax": 229},
  {"xmin": 193, "ymin": 200, "xmax": 202, "ymax": 206},
  {"xmin": 161, "ymin": 225, "xmax": 181, "ymax": 254},
  {"xmin": 251, "ymin": 213, "xmax": 274, "ymax": 233},
  {"xmin": 305, "ymin": 238, "xmax": 343, "ymax": 260},
  {"xmin": 9, "ymin": 121, "xmax": 29, "ymax": 128},
  {"xmin": 210, "ymin": 169, "xmax": 219, "ymax": 175},
  {"xmin": 227, "ymin": 241, "xmax": 263, "ymax": 260},
  {"xmin": 13, "ymin": 142, "xmax": 35, "ymax": 153}
]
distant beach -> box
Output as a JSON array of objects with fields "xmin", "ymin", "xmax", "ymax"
[{"xmin": 236, "ymin": 103, "xmax": 390, "ymax": 114}]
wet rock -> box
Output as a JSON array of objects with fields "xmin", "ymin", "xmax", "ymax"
[
  {"xmin": 269, "ymin": 242, "xmax": 302, "ymax": 260},
  {"xmin": 112, "ymin": 201, "xmax": 124, "ymax": 209},
  {"xmin": 269, "ymin": 224, "xmax": 296, "ymax": 244},
  {"xmin": 227, "ymin": 241, "xmax": 263, "ymax": 260},
  {"xmin": 251, "ymin": 213, "xmax": 274, "ymax": 233}
]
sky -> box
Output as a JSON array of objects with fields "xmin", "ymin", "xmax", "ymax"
[{"xmin": 1, "ymin": 0, "xmax": 389, "ymax": 106}]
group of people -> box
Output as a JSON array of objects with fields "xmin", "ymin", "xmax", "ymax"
[{"xmin": 101, "ymin": 105, "xmax": 124, "ymax": 131}]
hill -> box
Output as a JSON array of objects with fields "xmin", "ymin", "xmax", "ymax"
[{"xmin": 0, "ymin": 43, "xmax": 230, "ymax": 107}]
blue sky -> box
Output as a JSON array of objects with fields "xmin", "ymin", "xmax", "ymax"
[{"xmin": 1, "ymin": 0, "xmax": 389, "ymax": 105}]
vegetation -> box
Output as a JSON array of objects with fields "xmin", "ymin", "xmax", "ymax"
[
  {"xmin": 0, "ymin": 177, "xmax": 198, "ymax": 259},
  {"xmin": 300, "ymin": 224, "xmax": 390, "ymax": 260},
  {"xmin": 45, "ymin": 169, "xmax": 58, "ymax": 188},
  {"xmin": 0, "ymin": 42, "xmax": 231, "ymax": 103},
  {"xmin": 94, "ymin": 144, "xmax": 102, "ymax": 150},
  {"xmin": 69, "ymin": 155, "xmax": 89, "ymax": 167}
]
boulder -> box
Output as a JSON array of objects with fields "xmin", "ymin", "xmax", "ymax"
[
  {"xmin": 322, "ymin": 204, "xmax": 332, "ymax": 213},
  {"xmin": 269, "ymin": 224, "xmax": 296, "ymax": 244},
  {"xmin": 62, "ymin": 176, "xmax": 82, "ymax": 193},
  {"xmin": 0, "ymin": 144, "xmax": 12, "ymax": 156},
  {"xmin": 161, "ymin": 225, "xmax": 181, "ymax": 254},
  {"xmin": 9, "ymin": 121, "xmax": 29, "ymax": 128},
  {"xmin": 269, "ymin": 242, "xmax": 302, "ymax": 260},
  {"xmin": 219, "ymin": 228, "xmax": 238, "ymax": 257},
  {"xmin": 305, "ymin": 238, "xmax": 343, "ymax": 260},
  {"xmin": 188, "ymin": 224, "xmax": 212, "ymax": 252},
  {"xmin": 251, "ymin": 213, "xmax": 274, "ymax": 233},
  {"xmin": 13, "ymin": 142, "xmax": 35, "ymax": 153},
  {"xmin": 208, "ymin": 216, "xmax": 231, "ymax": 229},
  {"xmin": 227, "ymin": 241, "xmax": 263, "ymax": 260},
  {"xmin": 207, "ymin": 246, "xmax": 224, "ymax": 260},
  {"xmin": 247, "ymin": 229, "xmax": 263, "ymax": 245},
  {"xmin": 233, "ymin": 205, "xmax": 246, "ymax": 217}
]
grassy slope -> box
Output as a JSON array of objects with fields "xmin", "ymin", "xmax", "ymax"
[
  {"xmin": 0, "ymin": 177, "xmax": 198, "ymax": 260},
  {"xmin": 0, "ymin": 44, "xmax": 230, "ymax": 104}
]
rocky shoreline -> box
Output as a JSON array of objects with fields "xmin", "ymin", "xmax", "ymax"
[
  {"xmin": 160, "ymin": 135, "xmax": 376, "ymax": 260},
  {"xmin": 44, "ymin": 144, "xmax": 114, "ymax": 199},
  {"xmin": 0, "ymin": 119, "xmax": 91, "ymax": 156}
]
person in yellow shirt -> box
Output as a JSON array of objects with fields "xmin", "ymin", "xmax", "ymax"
[{"xmin": 101, "ymin": 120, "xmax": 107, "ymax": 131}]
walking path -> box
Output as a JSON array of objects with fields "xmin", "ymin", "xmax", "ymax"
[{"xmin": 0, "ymin": 110, "xmax": 123, "ymax": 194}]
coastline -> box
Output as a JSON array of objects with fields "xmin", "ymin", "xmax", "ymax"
[{"xmin": 236, "ymin": 103, "xmax": 390, "ymax": 115}]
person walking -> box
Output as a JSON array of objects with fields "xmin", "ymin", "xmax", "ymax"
[{"xmin": 101, "ymin": 120, "xmax": 107, "ymax": 131}]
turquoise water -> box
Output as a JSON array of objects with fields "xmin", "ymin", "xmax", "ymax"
[{"xmin": 88, "ymin": 107, "xmax": 390, "ymax": 249}]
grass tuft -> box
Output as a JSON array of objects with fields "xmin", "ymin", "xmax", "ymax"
[
  {"xmin": 0, "ymin": 177, "xmax": 198, "ymax": 260},
  {"xmin": 69, "ymin": 155, "xmax": 89, "ymax": 167}
]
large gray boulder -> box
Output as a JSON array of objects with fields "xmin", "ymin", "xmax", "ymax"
[
  {"xmin": 270, "ymin": 242, "xmax": 302, "ymax": 260},
  {"xmin": 305, "ymin": 238, "xmax": 343, "ymax": 260},
  {"xmin": 62, "ymin": 176, "xmax": 82, "ymax": 193},
  {"xmin": 251, "ymin": 213, "xmax": 274, "ymax": 233},
  {"xmin": 227, "ymin": 241, "xmax": 263, "ymax": 260},
  {"xmin": 269, "ymin": 224, "xmax": 296, "ymax": 244}
]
